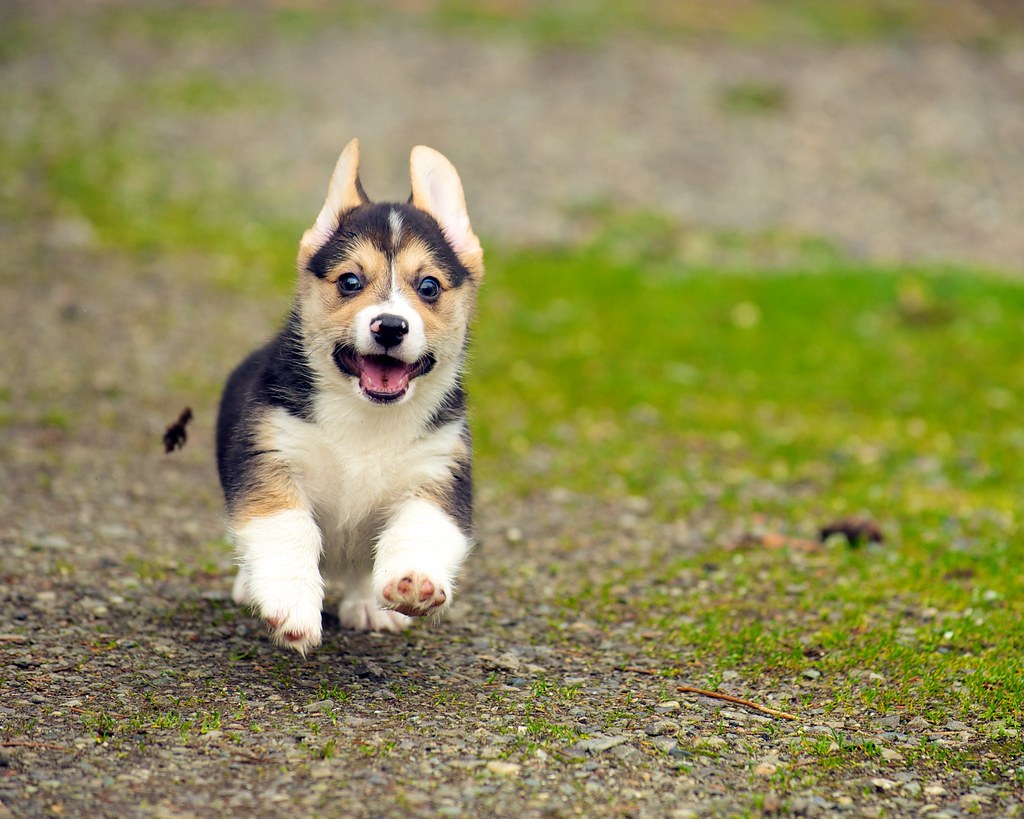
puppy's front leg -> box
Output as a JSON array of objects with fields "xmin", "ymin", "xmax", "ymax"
[
  {"xmin": 231, "ymin": 507, "xmax": 324, "ymax": 655},
  {"xmin": 374, "ymin": 497, "xmax": 471, "ymax": 619}
]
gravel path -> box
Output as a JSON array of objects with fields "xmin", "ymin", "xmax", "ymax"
[{"xmin": 2, "ymin": 6, "xmax": 1023, "ymax": 817}]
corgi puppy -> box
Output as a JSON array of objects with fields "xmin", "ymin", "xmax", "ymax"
[{"xmin": 216, "ymin": 139, "xmax": 483, "ymax": 655}]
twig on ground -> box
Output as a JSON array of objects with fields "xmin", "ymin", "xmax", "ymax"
[
  {"xmin": 226, "ymin": 749, "xmax": 277, "ymax": 765},
  {"xmin": 1, "ymin": 740, "xmax": 71, "ymax": 751},
  {"xmin": 614, "ymin": 667, "xmax": 798, "ymax": 720},
  {"xmin": 615, "ymin": 666, "xmax": 661, "ymax": 676},
  {"xmin": 69, "ymin": 707, "xmax": 127, "ymax": 720},
  {"xmin": 0, "ymin": 635, "xmax": 28, "ymax": 643},
  {"xmin": 676, "ymin": 685, "xmax": 797, "ymax": 720}
]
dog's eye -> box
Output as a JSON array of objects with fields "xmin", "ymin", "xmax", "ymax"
[
  {"xmin": 337, "ymin": 273, "xmax": 363, "ymax": 295},
  {"xmin": 417, "ymin": 276, "xmax": 442, "ymax": 302}
]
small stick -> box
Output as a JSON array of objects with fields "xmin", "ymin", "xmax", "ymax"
[
  {"xmin": 677, "ymin": 684, "xmax": 797, "ymax": 721},
  {"xmin": 69, "ymin": 707, "xmax": 127, "ymax": 720},
  {"xmin": 226, "ymin": 748, "xmax": 276, "ymax": 765},
  {"xmin": 1, "ymin": 740, "xmax": 71, "ymax": 751},
  {"xmin": 614, "ymin": 667, "xmax": 798, "ymax": 720},
  {"xmin": 0, "ymin": 635, "xmax": 28, "ymax": 643}
]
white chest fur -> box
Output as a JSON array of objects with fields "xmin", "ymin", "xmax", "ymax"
[{"xmin": 265, "ymin": 396, "xmax": 463, "ymax": 549}]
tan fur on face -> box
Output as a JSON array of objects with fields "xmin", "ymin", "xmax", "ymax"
[
  {"xmin": 392, "ymin": 238, "xmax": 478, "ymax": 338},
  {"xmin": 298, "ymin": 231, "xmax": 478, "ymax": 372}
]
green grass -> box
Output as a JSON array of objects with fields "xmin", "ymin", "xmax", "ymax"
[
  {"xmin": 472, "ymin": 229, "xmax": 1024, "ymax": 507},
  {"xmin": 469, "ymin": 218, "xmax": 1024, "ymax": 738},
  {"xmin": 718, "ymin": 81, "xmax": 788, "ymax": 114}
]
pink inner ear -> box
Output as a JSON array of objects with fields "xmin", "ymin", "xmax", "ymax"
[
  {"xmin": 428, "ymin": 178, "xmax": 476, "ymax": 255},
  {"xmin": 307, "ymin": 220, "xmax": 334, "ymax": 248},
  {"xmin": 300, "ymin": 214, "xmax": 340, "ymax": 255},
  {"xmin": 410, "ymin": 147, "xmax": 481, "ymax": 258},
  {"xmin": 447, "ymin": 222, "xmax": 482, "ymax": 257},
  {"xmin": 303, "ymin": 139, "xmax": 363, "ymax": 253}
]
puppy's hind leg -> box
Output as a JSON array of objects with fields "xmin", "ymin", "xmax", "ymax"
[{"xmin": 338, "ymin": 572, "xmax": 412, "ymax": 633}]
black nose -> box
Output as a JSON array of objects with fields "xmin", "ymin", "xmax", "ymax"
[{"xmin": 370, "ymin": 313, "xmax": 409, "ymax": 349}]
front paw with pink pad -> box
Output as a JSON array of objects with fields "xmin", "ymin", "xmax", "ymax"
[
  {"xmin": 263, "ymin": 603, "xmax": 323, "ymax": 656},
  {"xmin": 233, "ymin": 570, "xmax": 323, "ymax": 655},
  {"xmin": 379, "ymin": 572, "xmax": 448, "ymax": 617},
  {"xmin": 230, "ymin": 510, "xmax": 325, "ymax": 656}
]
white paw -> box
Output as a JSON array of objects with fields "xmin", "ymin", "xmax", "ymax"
[
  {"xmin": 245, "ymin": 575, "xmax": 324, "ymax": 655},
  {"xmin": 377, "ymin": 571, "xmax": 450, "ymax": 618},
  {"xmin": 338, "ymin": 598, "xmax": 412, "ymax": 632},
  {"xmin": 230, "ymin": 509, "xmax": 325, "ymax": 656},
  {"xmin": 372, "ymin": 498, "xmax": 468, "ymax": 621},
  {"xmin": 261, "ymin": 596, "xmax": 323, "ymax": 656}
]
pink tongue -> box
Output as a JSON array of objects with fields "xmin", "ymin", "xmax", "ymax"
[{"xmin": 360, "ymin": 358, "xmax": 411, "ymax": 395}]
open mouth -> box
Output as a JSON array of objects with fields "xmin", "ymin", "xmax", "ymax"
[{"xmin": 332, "ymin": 345, "xmax": 436, "ymax": 403}]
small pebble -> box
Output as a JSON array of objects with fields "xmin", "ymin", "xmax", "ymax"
[
  {"xmin": 310, "ymin": 764, "xmax": 334, "ymax": 779},
  {"xmin": 486, "ymin": 761, "xmax": 521, "ymax": 777},
  {"xmin": 35, "ymin": 535, "xmax": 69, "ymax": 550},
  {"xmin": 644, "ymin": 720, "xmax": 678, "ymax": 737},
  {"xmin": 574, "ymin": 736, "xmax": 629, "ymax": 754}
]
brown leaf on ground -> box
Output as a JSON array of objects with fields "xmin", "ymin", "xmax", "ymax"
[
  {"xmin": 819, "ymin": 517, "xmax": 884, "ymax": 546},
  {"xmin": 163, "ymin": 407, "xmax": 193, "ymax": 454}
]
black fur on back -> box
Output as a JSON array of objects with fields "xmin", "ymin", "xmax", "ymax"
[
  {"xmin": 424, "ymin": 381, "xmax": 474, "ymax": 535},
  {"xmin": 215, "ymin": 310, "xmax": 314, "ymax": 509},
  {"xmin": 444, "ymin": 421, "xmax": 474, "ymax": 537}
]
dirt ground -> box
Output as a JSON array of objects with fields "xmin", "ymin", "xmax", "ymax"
[{"xmin": 1, "ymin": 6, "xmax": 1022, "ymax": 817}]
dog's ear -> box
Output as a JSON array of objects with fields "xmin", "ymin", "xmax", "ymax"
[
  {"xmin": 410, "ymin": 146, "xmax": 483, "ymax": 276},
  {"xmin": 300, "ymin": 138, "xmax": 369, "ymax": 258}
]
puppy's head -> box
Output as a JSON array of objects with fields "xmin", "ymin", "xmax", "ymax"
[{"xmin": 296, "ymin": 139, "xmax": 483, "ymax": 407}]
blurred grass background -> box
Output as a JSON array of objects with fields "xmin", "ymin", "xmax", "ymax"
[{"xmin": 6, "ymin": 0, "xmax": 1022, "ymax": 46}]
